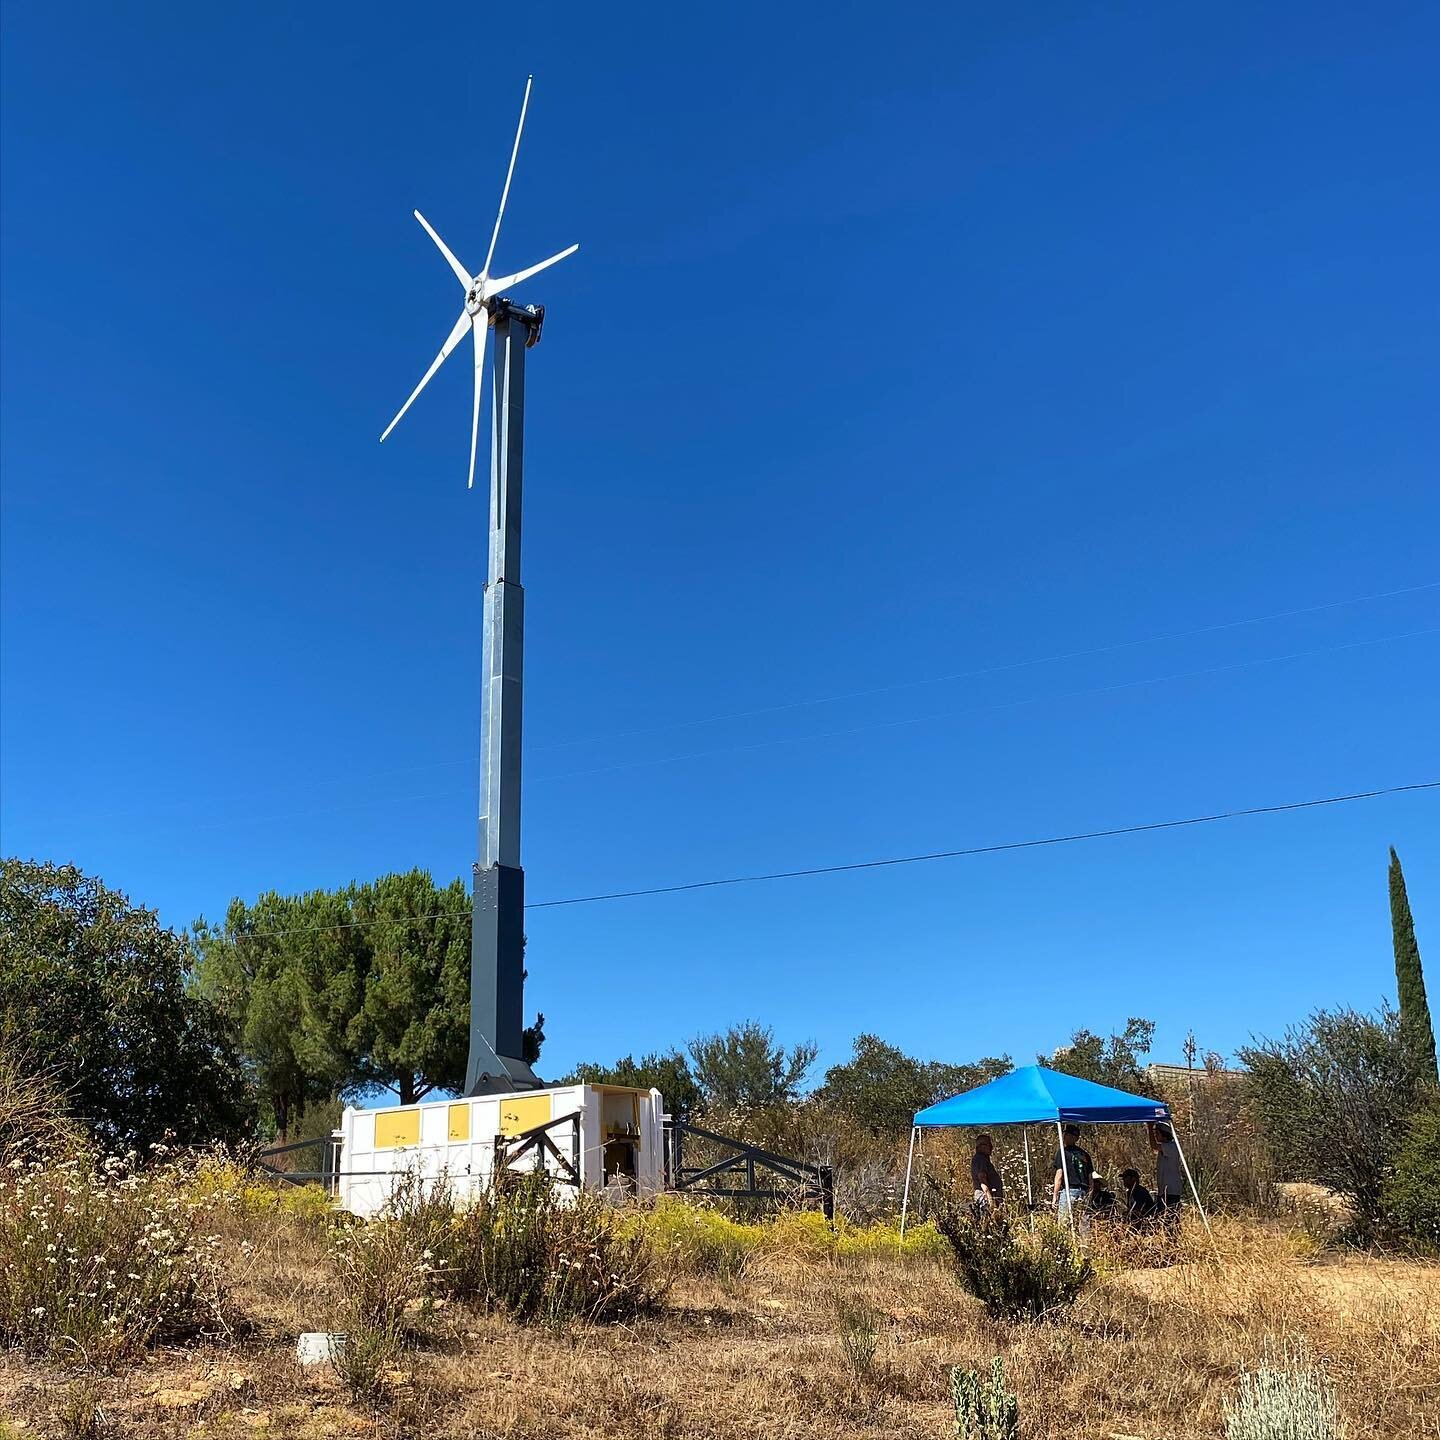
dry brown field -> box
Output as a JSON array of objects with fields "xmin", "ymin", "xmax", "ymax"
[{"xmin": 2, "ymin": 1196, "xmax": 1437, "ymax": 1440}]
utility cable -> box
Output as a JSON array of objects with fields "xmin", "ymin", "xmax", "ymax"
[{"xmin": 225, "ymin": 778, "xmax": 1438, "ymax": 938}]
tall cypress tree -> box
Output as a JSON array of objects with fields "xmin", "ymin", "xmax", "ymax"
[{"xmin": 1390, "ymin": 847, "xmax": 1437, "ymax": 1079}]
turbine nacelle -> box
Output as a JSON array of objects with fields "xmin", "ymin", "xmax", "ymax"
[{"xmin": 380, "ymin": 76, "xmax": 578, "ymax": 488}]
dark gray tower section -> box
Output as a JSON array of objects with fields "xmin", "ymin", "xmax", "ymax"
[{"xmin": 465, "ymin": 300, "xmax": 544, "ymax": 1095}]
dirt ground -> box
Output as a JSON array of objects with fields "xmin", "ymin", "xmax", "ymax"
[{"xmin": 2, "ymin": 1217, "xmax": 1437, "ymax": 1440}]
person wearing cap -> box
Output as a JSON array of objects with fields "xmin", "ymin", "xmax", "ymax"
[
  {"xmin": 1149, "ymin": 1121, "xmax": 1184, "ymax": 1215},
  {"xmin": 971, "ymin": 1133, "xmax": 1004, "ymax": 1210}
]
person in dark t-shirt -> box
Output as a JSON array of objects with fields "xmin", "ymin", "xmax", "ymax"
[
  {"xmin": 1050, "ymin": 1124, "xmax": 1094, "ymax": 1217},
  {"xmin": 971, "ymin": 1133, "xmax": 1004, "ymax": 1208}
]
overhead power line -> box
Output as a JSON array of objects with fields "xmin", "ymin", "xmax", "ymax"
[{"xmin": 227, "ymin": 778, "xmax": 1438, "ymax": 939}]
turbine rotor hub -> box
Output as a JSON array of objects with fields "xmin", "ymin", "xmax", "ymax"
[{"xmin": 465, "ymin": 282, "xmax": 487, "ymax": 317}]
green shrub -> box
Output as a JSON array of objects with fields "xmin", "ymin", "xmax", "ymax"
[
  {"xmin": 1223, "ymin": 1351, "xmax": 1343, "ymax": 1440},
  {"xmin": 365, "ymin": 1168, "xmax": 668, "ymax": 1327},
  {"xmin": 936, "ymin": 1209, "xmax": 1091, "ymax": 1321},
  {"xmin": 188, "ymin": 1153, "xmax": 335, "ymax": 1228},
  {"xmin": 0, "ymin": 1156, "xmax": 229, "ymax": 1367},
  {"xmin": 1381, "ymin": 1101, "xmax": 1440, "ymax": 1253},
  {"xmin": 951, "ymin": 1358, "xmax": 1019, "ymax": 1439},
  {"xmin": 442, "ymin": 1171, "xmax": 666, "ymax": 1325},
  {"xmin": 332, "ymin": 1320, "xmax": 402, "ymax": 1406}
]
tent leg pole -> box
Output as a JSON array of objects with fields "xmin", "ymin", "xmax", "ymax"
[
  {"xmin": 1170, "ymin": 1125, "xmax": 1217, "ymax": 1252},
  {"xmin": 1056, "ymin": 1120, "xmax": 1076, "ymax": 1237},
  {"xmin": 1023, "ymin": 1128, "xmax": 1034, "ymax": 1210},
  {"xmin": 900, "ymin": 1127, "xmax": 918, "ymax": 1237}
]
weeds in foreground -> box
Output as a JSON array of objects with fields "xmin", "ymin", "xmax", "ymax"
[
  {"xmin": 950, "ymin": 1358, "xmax": 1019, "ymax": 1440},
  {"xmin": 0, "ymin": 1154, "xmax": 228, "ymax": 1367},
  {"xmin": 54, "ymin": 1375, "xmax": 106, "ymax": 1440},
  {"xmin": 436, "ymin": 1170, "xmax": 669, "ymax": 1325},
  {"xmin": 936, "ymin": 1207, "xmax": 1092, "ymax": 1321},
  {"xmin": 1223, "ymin": 1348, "xmax": 1346, "ymax": 1440},
  {"xmin": 835, "ymin": 1295, "xmax": 881, "ymax": 1383},
  {"xmin": 331, "ymin": 1320, "xmax": 403, "ymax": 1407},
  {"xmin": 346, "ymin": 1167, "xmax": 669, "ymax": 1329}
]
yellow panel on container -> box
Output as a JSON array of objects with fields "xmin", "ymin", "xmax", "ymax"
[
  {"xmin": 499, "ymin": 1094, "xmax": 552, "ymax": 1136},
  {"xmin": 447, "ymin": 1103, "xmax": 470, "ymax": 1143},
  {"xmin": 374, "ymin": 1109, "xmax": 420, "ymax": 1149}
]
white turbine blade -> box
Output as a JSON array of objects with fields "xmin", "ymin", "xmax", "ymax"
[
  {"xmin": 467, "ymin": 314, "xmax": 488, "ymax": 489},
  {"xmin": 483, "ymin": 243, "xmax": 579, "ymax": 298},
  {"xmin": 481, "ymin": 75, "xmax": 532, "ymax": 280},
  {"xmin": 414, "ymin": 210, "xmax": 472, "ymax": 289},
  {"xmin": 380, "ymin": 309, "xmax": 471, "ymax": 442}
]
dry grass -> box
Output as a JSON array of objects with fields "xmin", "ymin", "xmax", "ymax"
[{"xmin": 1, "ymin": 1189, "xmax": 1437, "ymax": 1440}]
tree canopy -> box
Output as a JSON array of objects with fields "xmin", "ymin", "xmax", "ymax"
[
  {"xmin": 195, "ymin": 869, "xmax": 544, "ymax": 1125},
  {"xmin": 1241, "ymin": 1005, "xmax": 1427, "ymax": 1233},
  {"xmin": 0, "ymin": 858, "xmax": 254, "ymax": 1148},
  {"xmin": 1390, "ymin": 847, "xmax": 1437, "ymax": 1080},
  {"xmin": 687, "ymin": 1021, "xmax": 817, "ymax": 1112},
  {"xmin": 1045, "ymin": 1017, "xmax": 1156, "ymax": 1092},
  {"xmin": 561, "ymin": 1049, "xmax": 702, "ymax": 1115},
  {"xmin": 817, "ymin": 1034, "xmax": 1012, "ymax": 1134}
]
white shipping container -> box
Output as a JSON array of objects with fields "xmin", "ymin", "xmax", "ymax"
[{"xmin": 336, "ymin": 1083, "xmax": 665, "ymax": 1218}]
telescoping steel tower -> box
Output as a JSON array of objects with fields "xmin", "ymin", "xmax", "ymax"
[
  {"xmin": 378, "ymin": 78, "xmax": 575, "ymax": 1096},
  {"xmin": 466, "ymin": 300, "xmax": 543, "ymax": 1094}
]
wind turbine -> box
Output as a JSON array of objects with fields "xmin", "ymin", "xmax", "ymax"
[
  {"xmin": 380, "ymin": 75, "xmax": 578, "ymax": 488},
  {"xmin": 381, "ymin": 76, "xmax": 576, "ymax": 1096}
]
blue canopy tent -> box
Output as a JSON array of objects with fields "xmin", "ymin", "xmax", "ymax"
[{"xmin": 899, "ymin": 1065, "xmax": 1211, "ymax": 1236}]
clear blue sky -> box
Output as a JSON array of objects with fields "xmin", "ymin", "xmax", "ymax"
[{"xmin": 3, "ymin": 3, "xmax": 1437, "ymax": 1083}]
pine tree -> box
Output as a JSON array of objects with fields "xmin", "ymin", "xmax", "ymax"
[{"xmin": 1390, "ymin": 847, "xmax": 1437, "ymax": 1080}]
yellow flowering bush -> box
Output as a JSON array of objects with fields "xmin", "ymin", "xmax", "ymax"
[{"xmin": 629, "ymin": 1195, "xmax": 947, "ymax": 1274}]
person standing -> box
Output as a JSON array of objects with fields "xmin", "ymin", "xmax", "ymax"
[
  {"xmin": 971, "ymin": 1133, "xmax": 1004, "ymax": 1209},
  {"xmin": 1049, "ymin": 1124, "xmax": 1094, "ymax": 1218},
  {"xmin": 1149, "ymin": 1121, "xmax": 1183, "ymax": 1215}
]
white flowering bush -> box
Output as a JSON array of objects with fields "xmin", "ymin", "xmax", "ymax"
[{"xmin": 0, "ymin": 1153, "xmax": 228, "ymax": 1367}]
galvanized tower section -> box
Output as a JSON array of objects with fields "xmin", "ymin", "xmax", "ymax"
[{"xmin": 465, "ymin": 298, "xmax": 545, "ymax": 1095}]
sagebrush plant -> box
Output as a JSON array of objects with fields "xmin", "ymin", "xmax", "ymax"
[
  {"xmin": 950, "ymin": 1358, "xmax": 1019, "ymax": 1440},
  {"xmin": 834, "ymin": 1294, "xmax": 881, "ymax": 1383},
  {"xmin": 1223, "ymin": 1348, "xmax": 1346, "ymax": 1440},
  {"xmin": 0, "ymin": 1151, "xmax": 229, "ymax": 1367},
  {"xmin": 937, "ymin": 1207, "xmax": 1092, "ymax": 1320}
]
